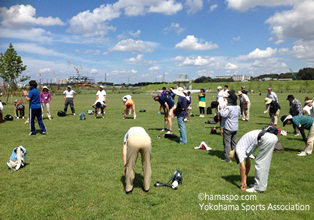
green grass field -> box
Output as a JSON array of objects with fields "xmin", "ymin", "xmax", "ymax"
[{"xmin": 0, "ymin": 92, "xmax": 313, "ymax": 219}]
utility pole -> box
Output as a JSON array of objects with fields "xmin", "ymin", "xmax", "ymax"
[{"xmin": 105, "ymin": 73, "xmax": 107, "ymax": 83}]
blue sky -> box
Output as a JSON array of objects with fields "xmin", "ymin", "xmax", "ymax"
[{"xmin": 0, "ymin": 0, "xmax": 313, "ymax": 83}]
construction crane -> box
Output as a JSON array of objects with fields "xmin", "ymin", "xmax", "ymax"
[
  {"xmin": 52, "ymin": 71, "xmax": 57, "ymax": 83},
  {"xmin": 289, "ymin": 68, "xmax": 298, "ymax": 80}
]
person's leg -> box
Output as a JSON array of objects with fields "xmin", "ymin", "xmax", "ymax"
[
  {"xmin": 178, "ymin": 116, "xmax": 187, "ymax": 144},
  {"xmin": 124, "ymin": 105, "xmax": 127, "ymax": 119},
  {"xmin": 254, "ymin": 133, "xmax": 278, "ymax": 191},
  {"xmin": 41, "ymin": 103, "xmax": 45, "ymax": 118},
  {"xmin": 125, "ymin": 137, "xmax": 140, "ymax": 192},
  {"xmin": 64, "ymin": 99, "xmax": 69, "ymax": 113},
  {"xmin": 0, "ymin": 111, "xmax": 3, "ymax": 123},
  {"xmin": 46, "ymin": 103, "xmax": 51, "ymax": 119},
  {"xmin": 274, "ymin": 109, "xmax": 280, "ymax": 126},
  {"xmin": 231, "ymin": 130, "xmax": 238, "ymax": 151},
  {"xmin": 69, "ymin": 99, "xmax": 75, "ymax": 114},
  {"xmin": 304, "ymin": 123, "xmax": 314, "ymax": 155},
  {"xmin": 139, "ymin": 136, "xmax": 152, "ymax": 191},
  {"xmin": 29, "ymin": 108, "xmax": 36, "ymax": 134},
  {"xmin": 246, "ymin": 104, "xmax": 250, "ymax": 121},
  {"xmin": 223, "ymin": 129, "xmax": 232, "ymax": 161},
  {"xmin": 21, "ymin": 107, "xmax": 25, "ymax": 118},
  {"xmin": 35, "ymin": 108, "xmax": 46, "ymax": 133}
]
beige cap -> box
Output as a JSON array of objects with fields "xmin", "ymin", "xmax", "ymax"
[
  {"xmin": 264, "ymin": 98, "xmax": 272, "ymax": 104},
  {"xmin": 238, "ymin": 91, "xmax": 242, "ymax": 95}
]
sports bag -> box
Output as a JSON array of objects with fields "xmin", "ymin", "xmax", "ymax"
[
  {"xmin": 7, "ymin": 146, "xmax": 27, "ymax": 171},
  {"xmin": 206, "ymin": 107, "xmax": 212, "ymax": 114},
  {"xmin": 57, "ymin": 111, "xmax": 66, "ymax": 117}
]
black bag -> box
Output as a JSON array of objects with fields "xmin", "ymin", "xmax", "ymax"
[
  {"xmin": 139, "ymin": 110, "xmax": 146, "ymax": 112},
  {"xmin": 210, "ymin": 127, "xmax": 217, "ymax": 134},
  {"xmin": 57, "ymin": 111, "xmax": 66, "ymax": 117},
  {"xmin": 4, "ymin": 115, "xmax": 13, "ymax": 121},
  {"xmin": 206, "ymin": 107, "xmax": 212, "ymax": 114}
]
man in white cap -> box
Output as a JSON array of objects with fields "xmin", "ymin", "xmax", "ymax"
[
  {"xmin": 238, "ymin": 91, "xmax": 250, "ymax": 121},
  {"xmin": 281, "ymin": 114, "xmax": 314, "ymax": 156},
  {"xmin": 93, "ymin": 85, "xmax": 106, "ymax": 117},
  {"xmin": 265, "ymin": 98, "xmax": 281, "ymax": 126},
  {"xmin": 174, "ymin": 87, "xmax": 189, "ymax": 144},
  {"xmin": 63, "ymin": 85, "xmax": 76, "ymax": 115},
  {"xmin": 230, "ymin": 126, "xmax": 280, "ymax": 193},
  {"xmin": 303, "ymin": 97, "xmax": 314, "ymax": 117}
]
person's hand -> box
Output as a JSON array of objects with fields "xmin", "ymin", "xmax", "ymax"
[
  {"xmin": 240, "ymin": 183, "xmax": 247, "ymax": 190},
  {"xmin": 22, "ymin": 90, "xmax": 28, "ymax": 96},
  {"xmin": 264, "ymin": 110, "xmax": 267, "ymax": 113},
  {"xmin": 306, "ymin": 141, "xmax": 311, "ymax": 146}
]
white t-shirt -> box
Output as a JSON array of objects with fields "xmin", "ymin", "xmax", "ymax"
[
  {"xmin": 122, "ymin": 95, "xmax": 132, "ymax": 103},
  {"xmin": 236, "ymin": 130, "xmax": 261, "ymax": 163},
  {"xmin": 240, "ymin": 94, "xmax": 250, "ymax": 104},
  {"xmin": 96, "ymin": 90, "xmax": 106, "ymax": 102},
  {"xmin": 223, "ymin": 89, "xmax": 229, "ymax": 97},
  {"xmin": 124, "ymin": 127, "xmax": 148, "ymax": 143},
  {"xmin": 63, "ymin": 90, "xmax": 76, "ymax": 98},
  {"xmin": 267, "ymin": 92, "xmax": 278, "ymax": 102},
  {"xmin": 303, "ymin": 104, "xmax": 314, "ymax": 117},
  {"xmin": 0, "ymin": 101, "xmax": 3, "ymax": 111}
]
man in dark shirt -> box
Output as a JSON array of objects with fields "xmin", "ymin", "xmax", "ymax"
[
  {"xmin": 23, "ymin": 80, "xmax": 47, "ymax": 135},
  {"xmin": 154, "ymin": 96, "xmax": 175, "ymax": 134},
  {"xmin": 174, "ymin": 87, "xmax": 188, "ymax": 144}
]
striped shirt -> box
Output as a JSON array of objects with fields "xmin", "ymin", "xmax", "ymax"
[
  {"xmin": 235, "ymin": 130, "xmax": 261, "ymax": 163},
  {"xmin": 219, "ymin": 105, "xmax": 241, "ymax": 131},
  {"xmin": 290, "ymin": 99, "xmax": 303, "ymax": 116},
  {"xmin": 267, "ymin": 92, "xmax": 278, "ymax": 102}
]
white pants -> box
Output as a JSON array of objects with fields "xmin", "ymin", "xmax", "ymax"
[
  {"xmin": 254, "ymin": 133, "xmax": 278, "ymax": 191},
  {"xmin": 41, "ymin": 103, "xmax": 51, "ymax": 118}
]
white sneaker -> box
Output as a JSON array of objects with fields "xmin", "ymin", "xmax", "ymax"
[
  {"xmin": 16, "ymin": 117, "xmax": 19, "ymax": 119},
  {"xmin": 48, "ymin": 116, "xmax": 52, "ymax": 120},
  {"xmin": 166, "ymin": 130, "xmax": 172, "ymax": 134},
  {"xmin": 73, "ymin": 113, "xmax": 76, "ymax": 116},
  {"xmin": 294, "ymin": 133, "xmax": 300, "ymax": 137},
  {"xmin": 246, "ymin": 188, "xmax": 258, "ymax": 193},
  {"xmin": 297, "ymin": 151, "xmax": 308, "ymax": 156},
  {"xmin": 249, "ymin": 154, "xmax": 255, "ymax": 160}
]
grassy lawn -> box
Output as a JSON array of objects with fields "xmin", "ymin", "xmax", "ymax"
[{"xmin": 0, "ymin": 92, "xmax": 313, "ymax": 219}]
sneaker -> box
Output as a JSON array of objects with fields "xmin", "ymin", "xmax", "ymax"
[
  {"xmin": 294, "ymin": 133, "xmax": 300, "ymax": 137},
  {"xmin": 48, "ymin": 116, "xmax": 52, "ymax": 120},
  {"xmin": 297, "ymin": 151, "xmax": 308, "ymax": 156},
  {"xmin": 16, "ymin": 117, "xmax": 19, "ymax": 119},
  {"xmin": 73, "ymin": 113, "xmax": 76, "ymax": 116},
  {"xmin": 22, "ymin": 117, "xmax": 25, "ymax": 119},
  {"xmin": 102, "ymin": 116, "xmax": 105, "ymax": 119},
  {"xmin": 42, "ymin": 132, "xmax": 47, "ymax": 135},
  {"xmin": 246, "ymin": 188, "xmax": 259, "ymax": 193},
  {"xmin": 160, "ymin": 129, "xmax": 167, "ymax": 132},
  {"xmin": 29, "ymin": 132, "xmax": 36, "ymax": 136},
  {"xmin": 223, "ymin": 159, "xmax": 231, "ymax": 163},
  {"xmin": 249, "ymin": 154, "xmax": 255, "ymax": 159},
  {"xmin": 6, "ymin": 162, "xmax": 12, "ymax": 169},
  {"xmin": 166, "ymin": 130, "xmax": 172, "ymax": 134}
]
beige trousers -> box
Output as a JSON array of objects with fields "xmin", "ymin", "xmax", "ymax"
[
  {"xmin": 241, "ymin": 104, "xmax": 250, "ymax": 121},
  {"xmin": 304, "ymin": 123, "xmax": 314, "ymax": 155},
  {"xmin": 271, "ymin": 109, "xmax": 280, "ymax": 125},
  {"xmin": 125, "ymin": 133, "xmax": 151, "ymax": 192}
]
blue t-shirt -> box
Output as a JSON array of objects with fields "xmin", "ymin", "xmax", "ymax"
[
  {"xmin": 158, "ymin": 96, "xmax": 174, "ymax": 109},
  {"xmin": 28, "ymin": 88, "xmax": 41, "ymax": 109},
  {"xmin": 176, "ymin": 96, "xmax": 188, "ymax": 117}
]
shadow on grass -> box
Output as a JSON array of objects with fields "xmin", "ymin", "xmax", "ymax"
[
  {"xmin": 148, "ymin": 128, "xmax": 163, "ymax": 131},
  {"xmin": 287, "ymin": 137, "xmax": 304, "ymax": 142},
  {"xmin": 259, "ymin": 115, "xmax": 270, "ymax": 119},
  {"xmin": 158, "ymin": 133, "xmax": 180, "ymax": 143},
  {"xmin": 284, "ymin": 147, "xmax": 301, "ymax": 152},
  {"xmin": 222, "ymin": 175, "xmax": 255, "ymax": 189},
  {"xmin": 120, "ymin": 173, "xmax": 144, "ymax": 189},
  {"xmin": 208, "ymin": 150, "xmax": 225, "ymax": 159}
]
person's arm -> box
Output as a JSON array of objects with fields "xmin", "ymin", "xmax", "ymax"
[
  {"xmin": 298, "ymin": 126, "xmax": 307, "ymax": 144},
  {"xmin": 48, "ymin": 93, "xmax": 52, "ymax": 102},
  {"xmin": 124, "ymin": 104, "xmax": 127, "ymax": 118},
  {"xmin": 63, "ymin": 91, "xmax": 66, "ymax": 100},
  {"xmin": 122, "ymin": 142, "xmax": 127, "ymax": 175},
  {"xmin": 218, "ymin": 107, "xmax": 229, "ymax": 118},
  {"xmin": 73, "ymin": 91, "xmax": 76, "ymax": 99},
  {"xmin": 23, "ymin": 90, "xmax": 31, "ymax": 101},
  {"xmin": 240, "ymin": 162, "xmax": 247, "ymax": 190},
  {"xmin": 104, "ymin": 95, "xmax": 106, "ymax": 102},
  {"xmin": 40, "ymin": 93, "xmax": 44, "ymax": 103}
]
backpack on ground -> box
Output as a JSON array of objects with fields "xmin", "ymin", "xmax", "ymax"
[
  {"xmin": 154, "ymin": 170, "xmax": 183, "ymax": 189},
  {"xmin": 274, "ymin": 141, "xmax": 284, "ymax": 152},
  {"xmin": 206, "ymin": 107, "xmax": 212, "ymax": 114},
  {"xmin": 7, "ymin": 146, "xmax": 27, "ymax": 171},
  {"xmin": 57, "ymin": 111, "xmax": 66, "ymax": 117},
  {"xmin": 79, "ymin": 112, "xmax": 86, "ymax": 120},
  {"xmin": 4, "ymin": 115, "xmax": 13, "ymax": 121}
]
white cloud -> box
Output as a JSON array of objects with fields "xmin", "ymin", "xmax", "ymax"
[
  {"xmin": 237, "ymin": 47, "xmax": 277, "ymax": 60},
  {"xmin": 0, "ymin": 27, "xmax": 53, "ymax": 43},
  {"xmin": 0, "ymin": 4, "xmax": 65, "ymax": 27},
  {"xmin": 11, "ymin": 43, "xmax": 67, "ymax": 58},
  {"xmin": 126, "ymin": 54, "xmax": 156, "ymax": 65},
  {"xmin": 109, "ymin": 69, "xmax": 138, "ymax": 76},
  {"xmin": 110, "ymin": 39, "xmax": 157, "ymax": 53},
  {"xmin": 103, "ymin": 52, "xmax": 109, "ymax": 56},
  {"xmin": 148, "ymin": 0, "xmax": 183, "ymax": 15},
  {"xmin": 128, "ymin": 30, "xmax": 141, "ymax": 37},
  {"xmin": 249, "ymin": 58, "xmax": 288, "ymax": 74},
  {"xmin": 39, "ymin": 68, "xmax": 51, "ymax": 73},
  {"xmin": 75, "ymin": 50, "xmax": 101, "ymax": 55},
  {"xmin": 225, "ymin": 63, "xmax": 238, "ymax": 70},
  {"xmin": 149, "ymin": 66, "xmax": 160, "ymax": 71},
  {"xmin": 209, "ymin": 4, "xmax": 218, "ymax": 13},
  {"xmin": 130, "ymin": 69, "xmax": 138, "ymax": 74},
  {"xmin": 174, "ymin": 56, "xmax": 185, "ymax": 61},
  {"xmin": 163, "ymin": 22, "xmax": 186, "ymax": 34},
  {"xmin": 68, "ymin": 4, "xmax": 120, "ymax": 37},
  {"xmin": 178, "ymin": 56, "xmax": 216, "ymax": 66},
  {"xmin": 226, "ymin": 0, "xmax": 300, "ymax": 12},
  {"xmin": 90, "ymin": 69, "xmax": 98, "ymax": 74},
  {"xmin": 232, "ymin": 36, "xmax": 241, "ymax": 42},
  {"xmin": 185, "ymin": 0, "xmax": 203, "ymax": 14},
  {"xmin": 175, "ymin": 35, "xmax": 218, "ymax": 50},
  {"xmin": 266, "ymin": 1, "xmax": 314, "ymax": 43},
  {"xmin": 196, "ymin": 69, "xmax": 214, "ymax": 77}
]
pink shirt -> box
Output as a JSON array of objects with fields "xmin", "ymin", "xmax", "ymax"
[{"xmin": 40, "ymin": 92, "xmax": 52, "ymax": 103}]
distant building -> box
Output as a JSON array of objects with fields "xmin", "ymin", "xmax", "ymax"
[
  {"xmin": 216, "ymin": 76, "xmax": 232, "ymax": 79},
  {"xmin": 232, "ymin": 75, "xmax": 251, "ymax": 81},
  {"xmin": 278, "ymin": 78, "xmax": 293, "ymax": 81}
]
